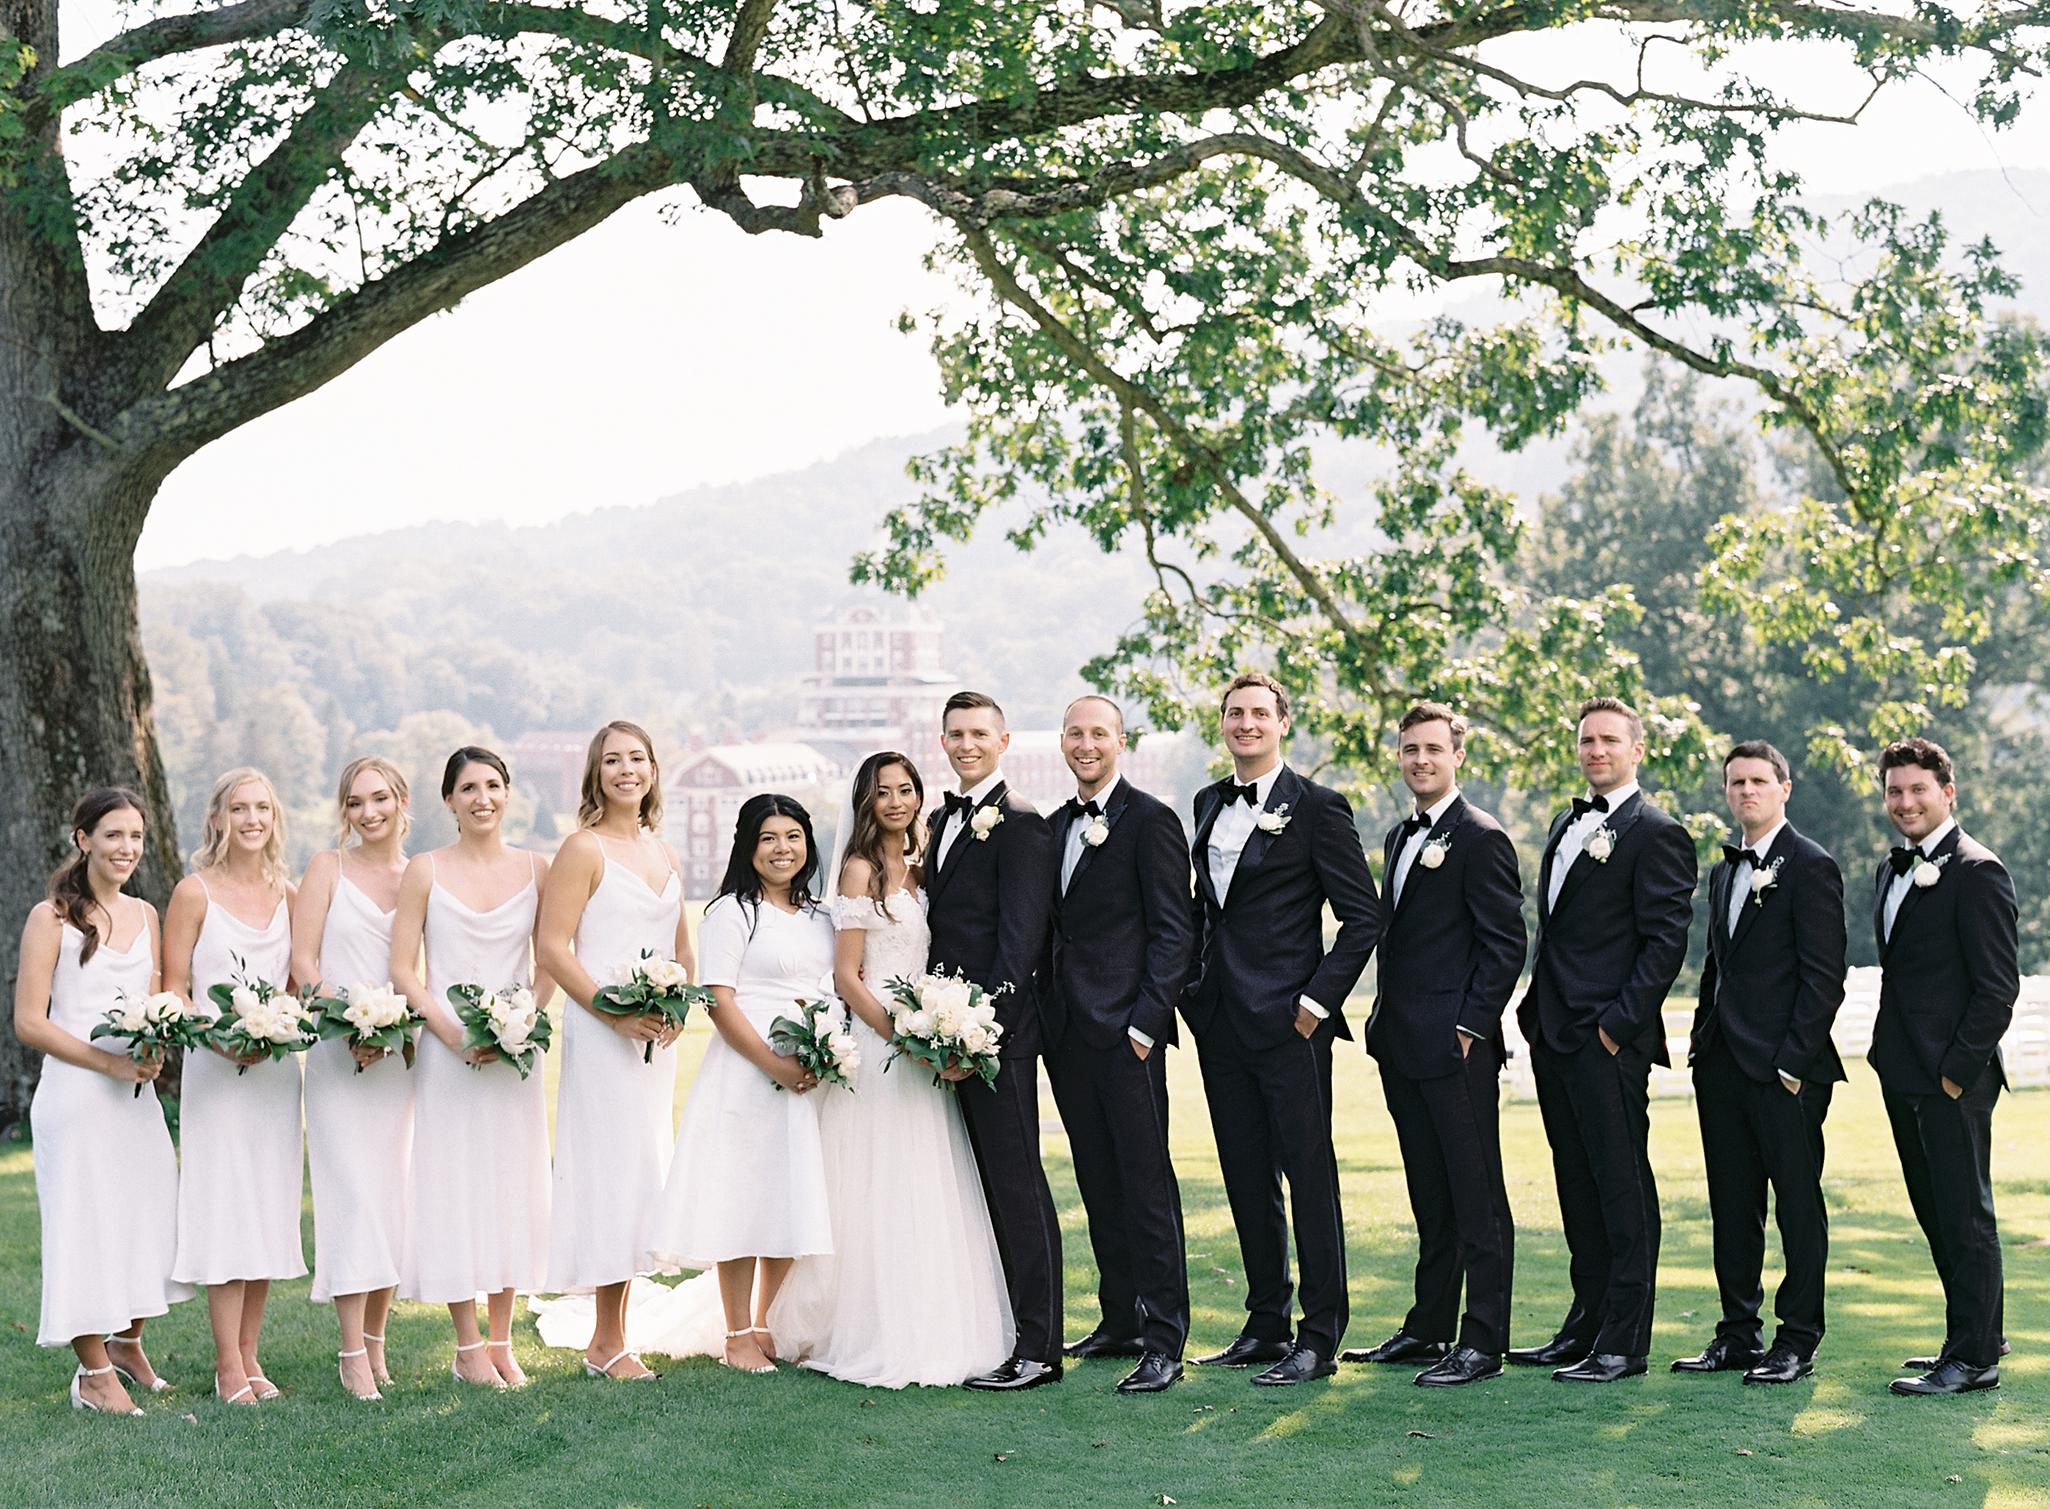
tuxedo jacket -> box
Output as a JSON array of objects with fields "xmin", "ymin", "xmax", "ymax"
[
  {"xmin": 925, "ymin": 782, "xmax": 1058, "ymax": 1059},
  {"xmin": 1047, "ymin": 781, "xmax": 1197, "ymax": 1051},
  {"xmin": 1690, "ymin": 822, "xmax": 1847, "ymax": 1085},
  {"xmin": 1868, "ymin": 825, "xmax": 2019, "ymax": 1096},
  {"xmin": 1517, "ymin": 789, "xmax": 1696, "ymax": 1066},
  {"xmin": 1182, "ymin": 766, "xmax": 1382, "ymax": 1050},
  {"xmin": 1364, "ymin": 795, "xmax": 1526, "ymax": 1080}
]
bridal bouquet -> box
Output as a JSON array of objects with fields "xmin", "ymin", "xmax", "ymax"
[
  {"xmin": 882, "ymin": 971, "xmax": 1003, "ymax": 1090},
  {"xmin": 447, "ymin": 982, "xmax": 552, "ymax": 1080},
  {"xmin": 590, "ymin": 950, "xmax": 711, "ymax": 1062},
  {"xmin": 90, "ymin": 989, "xmax": 210, "ymax": 1097},
  {"xmin": 768, "ymin": 990, "xmax": 861, "ymax": 1092},
  {"xmin": 306, "ymin": 981, "xmax": 422, "ymax": 1072},
  {"xmin": 207, "ymin": 956, "xmax": 316, "ymax": 1072}
]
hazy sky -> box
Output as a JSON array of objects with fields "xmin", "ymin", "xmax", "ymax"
[{"xmin": 57, "ymin": 6, "xmax": 2043, "ymax": 570}]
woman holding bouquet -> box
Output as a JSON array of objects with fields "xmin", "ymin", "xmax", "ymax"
[
  {"xmin": 15, "ymin": 787, "xmax": 190, "ymax": 1415},
  {"xmin": 535, "ymin": 721, "xmax": 693, "ymax": 1381},
  {"xmin": 391, "ymin": 746, "xmax": 555, "ymax": 1388},
  {"xmin": 165, "ymin": 767, "xmax": 303, "ymax": 1406},
  {"xmin": 648, "ymin": 794, "xmax": 834, "ymax": 1375},
  {"xmin": 292, "ymin": 756, "xmax": 415, "ymax": 1401}
]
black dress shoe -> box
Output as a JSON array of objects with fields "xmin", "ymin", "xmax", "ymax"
[
  {"xmin": 1065, "ymin": 1328, "xmax": 1147, "ymax": 1360},
  {"xmin": 1193, "ymin": 1335, "xmax": 1292, "ymax": 1368},
  {"xmin": 1115, "ymin": 1353, "xmax": 1184, "ymax": 1394},
  {"xmin": 1252, "ymin": 1345, "xmax": 1336, "ymax": 1386},
  {"xmin": 1507, "ymin": 1334, "xmax": 1593, "ymax": 1368},
  {"xmin": 1903, "ymin": 1337, "xmax": 2010, "ymax": 1371},
  {"xmin": 1742, "ymin": 1345, "xmax": 1814, "ymax": 1385},
  {"xmin": 963, "ymin": 1357, "xmax": 1063, "ymax": 1391},
  {"xmin": 1889, "ymin": 1359, "xmax": 1999, "ymax": 1396},
  {"xmin": 1415, "ymin": 1345, "xmax": 1502, "ymax": 1387},
  {"xmin": 1552, "ymin": 1353, "xmax": 1648, "ymax": 1383},
  {"xmin": 1339, "ymin": 1330, "xmax": 1448, "ymax": 1366},
  {"xmin": 1671, "ymin": 1337, "xmax": 1764, "ymax": 1374}
]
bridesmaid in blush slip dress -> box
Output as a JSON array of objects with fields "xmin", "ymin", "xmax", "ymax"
[
  {"xmin": 163, "ymin": 767, "xmax": 303, "ymax": 1408},
  {"xmin": 292, "ymin": 756, "xmax": 415, "ymax": 1401},
  {"xmin": 390, "ymin": 745, "xmax": 556, "ymax": 1390}
]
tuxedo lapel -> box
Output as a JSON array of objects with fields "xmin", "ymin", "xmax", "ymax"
[
  {"xmin": 1064, "ymin": 781, "xmax": 1128, "ymax": 895},
  {"xmin": 1871, "ymin": 859, "xmax": 1891, "ymax": 958},
  {"xmin": 1708, "ymin": 862, "xmax": 1732, "ymax": 964},
  {"xmin": 1191, "ymin": 784, "xmax": 1226, "ymax": 912},
  {"xmin": 1537, "ymin": 809, "xmax": 1572, "ymax": 924},
  {"xmin": 1883, "ymin": 824, "xmax": 1961, "ymax": 957},
  {"xmin": 1725, "ymin": 826, "xmax": 1791, "ymax": 959},
  {"xmin": 1391, "ymin": 796, "xmax": 1464, "ymax": 920},
  {"xmin": 1550, "ymin": 792, "xmax": 1644, "ymax": 919},
  {"xmin": 1224, "ymin": 767, "xmax": 1301, "ymax": 907},
  {"xmin": 926, "ymin": 806, "xmax": 959, "ymax": 901}
]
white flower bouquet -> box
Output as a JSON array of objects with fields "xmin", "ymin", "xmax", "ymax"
[
  {"xmin": 882, "ymin": 970, "xmax": 1004, "ymax": 1091},
  {"xmin": 90, "ymin": 989, "xmax": 210, "ymax": 1097},
  {"xmin": 307, "ymin": 980, "xmax": 422, "ymax": 1072},
  {"xmin": 206, "ymin": 955, "xmax": 316, "ymax": 1073},
  {"xmin": 590, "ymin": 950, "xmax": 712, "ymax": 1061},
  {"xmin": 447, "ymin": 982, "xmax": 553, "ymax": 1080},
  {"xmin": 768, "ymin": 990, "xmax": 861, "ymax": 1092}
]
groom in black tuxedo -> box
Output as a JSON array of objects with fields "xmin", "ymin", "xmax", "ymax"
[
  {"xmin": 1870, "ymin": 737, "xmax": 2018, "ymax": 1398},
  {"xmin": 1353, "ymin": 702, "xmax": 1525, "ymax": 1387},
  {"xmin": 1510, "ymin": 696, "xmax": 1695, "ymax": 1383},
  {"xmin": 1674, "ymin": 740, "xmax": 1845, "ymax": 1386},
  {"xmin": 1045, "ymin": 695, "xmax": 1197, "ymax": 1394},
  {"xmin": 1184, "ymin": 672, "xmax": 1381, "ymax": 1386},
  {"xmin": 923, "ymin": 690, "xmax": 1063, "ymax": 1391}
]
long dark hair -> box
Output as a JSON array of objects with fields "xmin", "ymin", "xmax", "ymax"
[
  {"xmin": 441, "ymin": 745, "xmax": 511, "ymax": 799},
  {"xmin": 49, "ymin": 786, "xmax": 148, "ymax": 965},
  {"xmin": 714, "ymin": 794, "xmax": 820, "ymax": 926},
  {"xmin": 844, "ymin": 751, "xmax": 925, "ymax": 914}
]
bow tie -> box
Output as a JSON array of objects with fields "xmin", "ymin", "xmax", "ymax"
[
  {"xmin": 1570, "ymin": 794, "xmax": 1610, "ymax": 819},
  {"xmin": 1401, "ymin": 813, "xmax": 1432, "ymax": 837},
  {"xmin": 1226, "ymin": 781, "xmax": 1261, "ymax": 806},
  {"xmin": 943, "ymin": 791, "xmax": 975, "ymax": 817},
  {"xmin": 1723, "ymin": 844, "xmax": 1763, "ymax": 868},
  {"xmin": 1889, "ymin": 845, "xmax": 1923, "ymax": 877},
  {"xmin": 1065, "ymin": 797, "xmax": 1103, "ymax": 820}
]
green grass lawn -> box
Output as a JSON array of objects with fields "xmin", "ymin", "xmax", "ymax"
[{"xmin": 1, "ymin": 1032, "xmax": 2044, "ymax": 1508}]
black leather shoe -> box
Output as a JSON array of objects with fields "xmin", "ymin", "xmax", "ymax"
[
  {"xmin": 1339, "ymin": 1330, "xmax": 1448, "ymax": 1366},
  {"xmin": 1671, "ymin": 1337, "xmax": 1764, "ymax": 1374},
  {"xmin": 1252, "ymin": 1345, "xmax": 1336, "ymax": 1386},
  {"xmin": 963, "ymin": 1357, "xmax": 1063, "ymax": 1391},
  {"xmin": 1903, "ymin": 1337, "xmax": 2009, "ymax": 1371},
  {"xmin": 1889, "ymin": 1359, "xmax": 1999, "ymax": 1396},
  {"xmin": 1742, "ymin": 1345, "xmax": 1814, "ymax": 1385},
  {"xmin": 1065, "ymin": 1328, "xmax": 1146, "ymax": 1360},
  {"xmin": 1194, "ymin": 1335, "xmax": 1292, "ymax": 1368},
  {"xmin": 1115, "ymin": 1353, "xmax": 1184, "ymax": 1394},
  {"xmin": 1553, "ymin": 1353, "xmax": 1648, "ymax": 1383},
  {"xmin": 1507, "ymin": 1334, "xmax": 1593, "ymax": 1368},
  {"xmin": 1414, "ymin": 1345, "xmax": 1501, "ymax": 1387}
]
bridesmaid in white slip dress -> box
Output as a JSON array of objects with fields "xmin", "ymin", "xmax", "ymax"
[
  {"xmin": 773, "ymin": 752, "xmax": 1014, "ymax": 1387},
  {"xmin": 391, "ymin": 745, "xmax": 555, "ymax": 1390},
  {"xmin": 291, "ymin": 756, "xmax": 414, "ymax": 1401},
  {"xmin": 647, "ymin": 794, "xmax": 834, "ymax": 1375},
  {"xmin": 164, "ymin": 767, "xmax": 303, "ymax": 1408},
  {"xmin": 15, "ymin": 787, "xmax": 190, "ymax": 1416},
  {"xmin": 533, "ymin": 721, "xmax": 694, "ymax": 1381}
]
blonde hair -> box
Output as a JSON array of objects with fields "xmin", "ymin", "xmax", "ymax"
[
  {"xmin": 192, "ymin": 766, "xmax": 289, "ymax": 888},
  {"xmin": 335, "ymin": 755, "xmax": 412, "ymax": 848},
  {"xmin": 576, "ymin": 720, "xmax": 664, "ymax": 832}
]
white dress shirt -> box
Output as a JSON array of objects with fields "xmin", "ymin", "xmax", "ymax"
[
  {"xmin": 1205, "ymin": 760, "xmax": 1329, "ymax": 1022},
  {"xmin": 1546, "ymin": 779, "xmax": 1640, "ymax": 909},
  {"xmin": 933, "ymin": 768, "xmax": 1005, "ymax": 873},
  {"xmin": 1884, "ymin": 815, "xmax": 1956, "ymax": 942},
  {"xmin": 1390, "ymin": 787, "xmax": 1460, "ymax": 909},
  {"xmin": 1725, "ymin": 817, "xmax": 1788, "ymax": 936},
  {"xmin": 1061, "ymin": 773, "xmax": 1121, "ymax": 893}
]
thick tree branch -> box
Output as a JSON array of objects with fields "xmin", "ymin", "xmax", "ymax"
[
  {"xmin": 37, "ymin": 0, "xmax": 309, "ymax": 118},
  {"xmin": 723, "ymin": 0, "xmax": 780, "ymax": 75}
]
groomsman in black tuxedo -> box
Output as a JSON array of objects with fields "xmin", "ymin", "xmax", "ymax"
[
  {"xmin": 1509, "ymin": 696, "xmax": 1695, "ymax": 1383},
  {"xmin": 1183, "ymin": 672, "xmax": 1381, "ymax": 1386},
  {"xmin": 1351, "ymin": 702, "xmax": 1525, "ymax": 1387},
  {"xmin": 1045, "ymin": 695, "xmax": 1197, "ymax": 1394},
  {"xmin": 1673, "ymin": 741, "xmax": 1845, "ymax": 1386},
  {"xmin": 923, "ymin": 691, "xmax": 1064, "ymax": 1392},
  {"xmin": 1870, "ymin": 737, "xmax": 2018, "ymax": 1398}
]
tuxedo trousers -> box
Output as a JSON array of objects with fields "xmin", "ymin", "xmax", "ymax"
[
  {"xmin": 1380, "ymin": 1041, "xmax": 1515, "ymax": 1355},
  {"xmin": 1692, "ymin": 1038, "xmax": 1832, "ymax": 1355},
  {"xmin": 1194, "ymin": 1011, "xmax": 1348, "ymax": 1354},
  {"xmin": 1529, "ymin": 1035, "xmax": 1659, "ymax": 1357},
  {"xmin": 1047, "ymin": 1035, "xmax": 1189, "ymax": 1357},
  {"xmin": 1884, "ymin": 1062, "xmax": 2004, "ymax": 1368},
  {"xmin": 959, "ymin": 1056, "xmax": 1064, "ymax": 1364}
]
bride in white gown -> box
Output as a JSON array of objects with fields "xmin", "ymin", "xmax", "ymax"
[{"xmin": 535, "ymin": 752, "xmax": 1012, "ymax": 1385}]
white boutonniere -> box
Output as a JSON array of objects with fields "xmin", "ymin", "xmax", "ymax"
[
  {"xmin": 1081, "ymin": 817, "xmax": 1110, "ymax": 848},
  {"xmin": 1912, "ymin": 853, "xmax": 1952, "ymax": 889},
  {"xmin": 1417, "ymin": 834, "xmax": 1451, "ymax": 870},
  {"xmin": 1255, "ymin": 804, "xmax": 1292, "ymax": 834},
  {"xmin": 970, "ymin": 805, "xmax": 1004, "ymax": 841},
  {"xmin": 1584, "ymin": 825, "xmax": 1616, "ymax": 863},
  {"xmin": 1749, "ymin": 856, "xmax": 1785, "ymax": 905}
]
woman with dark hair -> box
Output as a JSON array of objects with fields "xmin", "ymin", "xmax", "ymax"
[
  {"xmin": 390, "ymin": 746, "xmax": 556, "ymax": 1388},
  {"xmin": 15, "ymin": 788, "xmax": 189, "ymax": 1414},
  {"xmin": 648, "ymin": 793, "xmax": 834, "ymax": 1374}
]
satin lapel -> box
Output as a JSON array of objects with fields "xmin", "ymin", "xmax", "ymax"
[
  {"xmin": 1550, "ymin": 792, "xmax": 1645, "ymax": 919},
  {"xmin": 1191, "ymin": 787, "xmax": 1225, "ymax": 912},
  {"xmin": 1537, "ymin": 809, "xmax": 1573, "ymax": 925},
  {"xmin": 1065, "ymin": 781, "xmax": 1129, "ymax": 895},
  {"xmin": 1224, "ymin": 767, "xmax": 1301, "ymax": 907},
  {"xmin": 1726, "ymin": 826, "xmax": 1791, "ymax": 959},
  {"xmin": 1882, "ymin": 824, "xmax": 1961, "ymax": 957},
  {"xmin": 1392, "ymin": 796, "xmax": 1465, "ymax": 920},
  {"xmin": 926, "ymin": 806, "xmax": 959, "ymax": 902},
  {"xmin": 1871, "ymin": 859, "xmax": 1891, "ymax": 957},
  {"xmin": 1382, "ymin": 822, "xmax": 1404, "ymax": 913},
  {"xmin": 1708, "ymin": 861, "xmax": 1731, "ymax": 967}
]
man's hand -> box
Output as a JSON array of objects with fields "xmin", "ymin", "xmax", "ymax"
[
  {"xmin": 1294, "ymin": 1005, "xmax": 1319, "ymax": 1040},
  {"xmin": 1942, "ymin": 1075, "xmax": 1965, "ymax": 1100},
  {"xmin": 1598, "ymin": 1026, "xmax": 1620, "ymax": 1056},
  {"xmin": 1779, "ymin": 1073, "xmax": 1802, "ymax": 1096},
  {"xmin": 1458, "ymin": 1032, "xmax": 1472, "ymax": 1061},
  {"xmin": 1130, "ymin": 1038, "xmax": 1152, "ymax": 1062}
]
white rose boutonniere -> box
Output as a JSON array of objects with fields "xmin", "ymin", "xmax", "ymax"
[
  {"xmin": 1584, "ymin": 825, "xmax": 1617, "ymax": 863},
  {"xmin": 970, "ymin": 805, "xmax": 1004, "ymax": 841},
  {"xmin": 1749, "ymin": 856, "xmax": 1785, "ymax": 905},
  {"xmin": 1912, "ymin": 853, "xmax": 1951, "ymax": 889},
  {"xmin": 1082, "ymin": 816, "xmax": 1110, "ymax": 848},
  {"xmin": 1418, "ymin": 834, "xmax": 1451, "ymax": 870},
  {"xmin": 1255, "ymin": 804, "xmax": 1292, "ymax": 834}
]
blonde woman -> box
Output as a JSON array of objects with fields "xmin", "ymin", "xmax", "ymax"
[
  {"xmin": 535, "ymin": 721, "xmax": 694, "ymax": 1380},
  {"xmin": 165, "ymin": 768, "xmax": 302, "ymax": 1406},
  {"xmin": 292, "ymin": 756, "xmax": 413, "ymax": 1401}
]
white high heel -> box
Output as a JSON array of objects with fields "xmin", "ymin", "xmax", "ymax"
[
  {"xmin": 719, "ymin": 1328, "xmax": 775, "ymax": 1375},
  {"xmin": 361, "ymin": 1331, "xmax": 392, "ymax": 1386},
  {"xmin": 338, "ymin": 1347, "xmax": 383, "ymax": 1402},
  {"xmin": 749, "ymin": 1325, "xmax": 780, "ymax": 1362},
  {"xmin": 103, "ymin": 1334, "xmax": 171, "ymax": 1394},
  {"xmin": 71, "ymin": 1363, "xmax": 143, "ymax": 1416},
  {"xmin": 450, "ymin": 1339, "xmax": 505, "ymax": 1389},
  {"xmin": 214, "ymin": 1375, "xmax": 256, "ymax": 1406},
  {"xmin": 584, "ymin": 1348, "xmax": 659, "ymax": 1381}
]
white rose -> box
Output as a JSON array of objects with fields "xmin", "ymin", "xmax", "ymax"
[
  {"xmin": 497, "ymin": 1018, "xmax": 531, "ymax": 1051},
  {"xmin": 917, "ymin": 979, "xmax": 949, "ymax": 1014},
  {"xmin": 969, "ymin": 1000, "xmax": 998, "ymax": 1029},
  {"xmin": 118, "ymin": 1003, "xmax": 149, "ymax": 1033},
  {"xmin": 502, "ymin": 987, "xmax": 537, "ymax": 1017},
  {"xmin": 904, "ymin": 1009, "xmax": 935, "ymax": 1040},
  {"xmin": 1912, "ymin": 860, "xmax": 1943, "ymax": 889},
  {"xmin": 1750, "ymin": 866, "xmax": 1776, "ymax": 896},
  {"xmin": 1418, "ymin": 842, "xmax": 1446, "ymax": 870},
  {"xmin": 343, "ymin": 1000, "xmax": 377, "ymax": 1031},
  {"xmin": 959, "ymin": 1024, "xmax": 994, "ymax": 1057},
  {"xmin": 1585, "ymin": 829, "xmax": 1615, "ymax": 863},
  {"xmin": 1082, "ymin": 817, "xmax": 1110, "ymax": 847},
  {"xmin": 230, "ymin": 985, "xmax": 263, "ymax": 1015},
  {"xmin": 145, "ymin": 992, "xmax": 185, "ymax": 1023},
  {"xmin": 931, "ymin": 998, "xmax": 965, "ymax": 1038},
  {"xmin": 642, "ymin": 957, "xmax": 690, "ymax": 991},
  {"xmin": 970, "ymin": 806, "xmax": 1004, "ymax": 840}
]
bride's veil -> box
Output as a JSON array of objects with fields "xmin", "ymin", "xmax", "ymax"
[{"xmin": 826, "ymin": 768, "xmax": 863, "ymax": 905}]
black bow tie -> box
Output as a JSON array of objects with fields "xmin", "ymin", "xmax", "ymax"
[
  {"xmin": 1570, "ymin": 794, "xmax": 1610, "ymax": 819},
  {"xmin": 1723, "ymin": 844, "xmax": 1763, "ymax": 868},
  {"xmin": 1401, "ymin": 813, "xmax": 1432, "ymax": 837},
  {"xmin": 1226, "ymin": 781, "xmax": 1261, "ymax": 806},
  {"xmin": 1889, "ymin": 845, "xmax": 1923, "ymax": 877},
  {"xmin": 1065, "ymin": 797, "xmax": 1102, "ymax": 820},
  {"xmin": 943, "ymin": 791, "xmax": 975, "ymax": 817}
]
